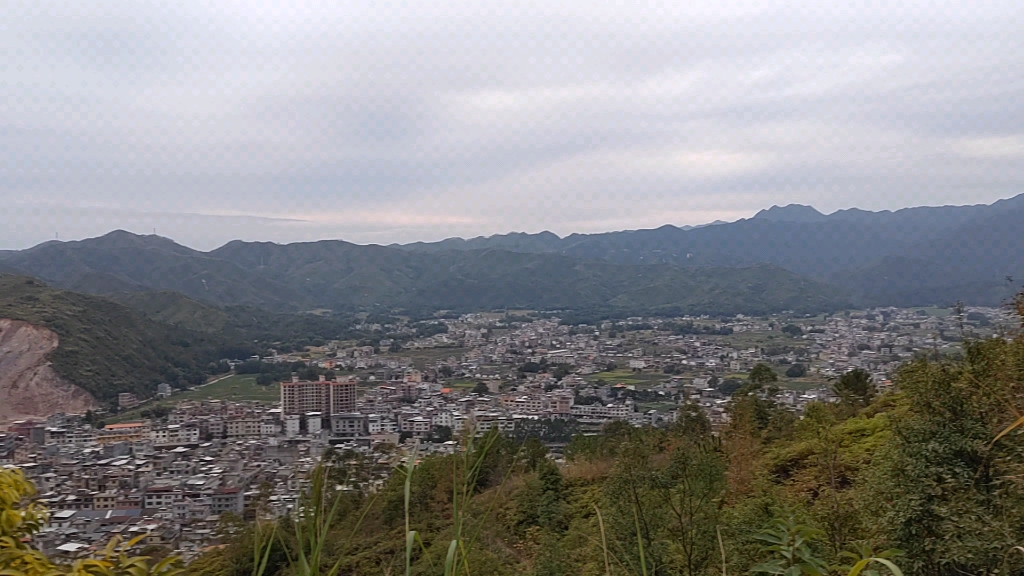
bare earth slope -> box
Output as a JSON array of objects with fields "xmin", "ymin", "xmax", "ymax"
[{"xmin": 0, "ymin": 319, "xmax": 96, "ymax": 425}]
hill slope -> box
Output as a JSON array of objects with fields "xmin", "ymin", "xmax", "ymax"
[
  {"xmin": 397, "ymin": 194, "xmax": 1024, "ymax": 305},
  {"xmin": 0, "ymin": 275, "xmax": 239, "ymax": 402},
  {"xmin": 5, "ymin": 231, "xmax": 306, "ymax": 310},
  {"xmin": 8, "ymin": 232, "xmax": 850, "ymax": 315}
]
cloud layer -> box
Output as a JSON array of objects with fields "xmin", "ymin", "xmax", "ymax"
[{"xmin": 3, "ymin": 0, "xmax": 1022, "ymax": 249}]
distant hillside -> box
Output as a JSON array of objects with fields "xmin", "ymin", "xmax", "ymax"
[
  {"xmin": 6, "ymin": 232, "xmax": 849, "ymax": 315},
  {"xmin": 5, "ymin": 231, "xmax": 305, "ymax": 310},
  {"xmin": 396, "ymin": 194, "xmax": 1024, "ymax": 305},
  {"xmin": 7, "ymin": 194, "xmax": 1022, "ymax": 312},
  {"xmin": 395, "ymin": 231, "xmax": 565, "ymax": 254},
  {"xmin": 0, "ymin": 275, "xmax": 243, "ymax": 402},
  {"xmin": 753, "ymin": 204, "xmax": 829, "ymax": 222},
  {"xmin": 210, "ymin": 240, "xmax": 848, "ymax": 314},
  {"xmin": 829, "ymin": 207, "xmax": 1024, "ymax": 306},
  {"xmin": 110, "ymin": 290, "xmax": 232, "ymax": 333},
  {"xmin": 113, "ymin": 290, "xmax": 364, "ymax": 353}
]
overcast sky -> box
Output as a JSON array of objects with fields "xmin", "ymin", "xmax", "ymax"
[{"xmin": 2, "ymin": 0, "xmax": 1022, "ymax": 250}]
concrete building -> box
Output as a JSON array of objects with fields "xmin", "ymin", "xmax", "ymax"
[{"xmin": 280, "ymin": 375, "xmax": 358, "ymax": 416}]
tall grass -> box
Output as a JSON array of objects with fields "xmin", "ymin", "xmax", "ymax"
[
  {"xmin": 274, "ymin": 463, "xmax": 375, "ymax": 576},
  {"xmin": 253, "ymin": 434, "xmax": 909, "ymax": 576},
  {"xmin": 251, "ymin": 431, "xmax": 514, "ymax": 576}
]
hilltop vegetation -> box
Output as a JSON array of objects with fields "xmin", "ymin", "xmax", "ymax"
[
  {"xmin": 0, "ymin": 275, "xmax": 246, "ymax": 402},
  {"xmin": 112, "ymin": 290, "xmax": 364, "ymax": 352},
  {"xmin": 5, "ymin": 195, "xmax": 1024, "ymax": 315},
  {"xmin": 398, "ymin": 194, "xmax": 1024, "ymax": 307},
  {"xmin": 3, "ymin": 231, "xmax": 849, "ymax": 316}
]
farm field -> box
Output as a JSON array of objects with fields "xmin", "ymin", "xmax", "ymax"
[
  {"xmin": 585, "ymin": 369, "xmax": 667, "ymax": 388},
  {"xmin": 106, "ymin": 375, "xmax": 279, "ymax": 424}
]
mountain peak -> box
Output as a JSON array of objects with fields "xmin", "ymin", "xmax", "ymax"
[{"xmin": 753, "ymin": 204, "xmax": 828, "ymax": 222}]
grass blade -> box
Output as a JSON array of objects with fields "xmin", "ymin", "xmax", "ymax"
[
  {"xmin": 593, "ymin": 504, "xmax": 611, "ymax": 576},
  {"xmin": 633, "ymin": 504, "xmax": 648, "ymax": 576},
  {"xmin": 444, "ymin": 540, "xmax": 458, "ymax": 576}
]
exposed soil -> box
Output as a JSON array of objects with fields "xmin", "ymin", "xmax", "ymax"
[{"xmin": 0, "ymin": 319, "xmax": 97, "ymax": 426}]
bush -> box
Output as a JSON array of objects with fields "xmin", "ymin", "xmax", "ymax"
[{"xmin": 786, "ymin": 363, "xmax": 808, "ymax": 378}]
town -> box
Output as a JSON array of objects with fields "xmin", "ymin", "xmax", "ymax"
[{"xmin": 0, "ymin": 304, "xmax": 1013, "ymax": 562}]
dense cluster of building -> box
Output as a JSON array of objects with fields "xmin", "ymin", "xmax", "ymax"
[{"xmin": 2, "ymin": 305, "xmax": 1011, "ymax": 561}]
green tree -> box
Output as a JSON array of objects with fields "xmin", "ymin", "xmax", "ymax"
[
  {"xmin": 782, "ymin": 324, "xmax": 804, "ymax": 337},
  {"xmin": 786, "ymin": 363, "xmax": 807, "ymax": 378},
  {"xmin": 832, "ymin": 369, "xmax": 874, "ymax": 407},
  {"xmin": 873, "ymin": 340, "xmax": 1024, "ymax": 575},
  {"xmin": 749, "ymin": 363, "xmax": 779, "ymax": 389},
  {"xmin": 653, "ymin": 440, "xmax": 726, "ymax": 576}
]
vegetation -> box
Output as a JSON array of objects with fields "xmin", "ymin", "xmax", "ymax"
[
  {"xmin": 0, "ymin": 275, "xmax": 245, "ymax": 402},
  {"xmin": 114, "ymin": 291, "xmax": 371, "ymax": 354},
  {"xmin": 4, "ymin": 231, "xmax": 848, "ymax": 316}
]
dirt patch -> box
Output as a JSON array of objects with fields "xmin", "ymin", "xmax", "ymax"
[{"xmin": 0, "ymin": 319, "xmax": 97, "ymax": 426}]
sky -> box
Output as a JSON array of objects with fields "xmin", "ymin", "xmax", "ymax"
[{"xmin": 2, "ymin": 0, "xmax": 1023, "ymax": 251}]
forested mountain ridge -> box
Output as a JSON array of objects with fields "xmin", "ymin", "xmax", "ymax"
[
  {"xmin": 3, "ymin": 195, "xmax": 1022, "ymax": 312},
  {"xmin": 0, "ymin": 274, "xmax": 239, "ymax": 402},
  {"xmin": 4, "ymin": 232, "xmax": 849, "ymax": 315},
  {"xmin": 396, "ymin": 194, "xmax": 1024, "ymax": 305}
]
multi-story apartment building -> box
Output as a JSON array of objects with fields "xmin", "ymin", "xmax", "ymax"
[
  {"xmin": 144, "ymin": 487, "xmax": 183, "ymax": 510},
  {"xmin": 330, "ymin": 413, "xmax": 368, "ymax": 437},
  {"xmin": 280, "ymin": 375, "xmax": 357, "ymax": 416},
  {"xmin": 225, "ymin": 418, "xmax": 261, "ymax": 438},
  {"xmin": 150, "ymin": 424, "xmax": 200, "ymax": 445}
]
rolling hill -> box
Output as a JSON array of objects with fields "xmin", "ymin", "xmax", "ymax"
[
  {"xmin": 0, "ymin": 274, "xmax": 243, "ymax": 402},
  {"xmin": 5, "ymin": 232, "xmax": 850, "ymax": 315},
  {"xmin": 397, "ymin": 194, "xmax": 1024, "ymax": 306},
  {"xmin": 5, "ymin": 195, "xmax": 1021, "ymax": 313}
]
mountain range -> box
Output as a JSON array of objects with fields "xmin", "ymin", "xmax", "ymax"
[
  {"xmin": 394, "ymin": 195, "xmax": 1024, "ymax": 306},
  {"xmin": 0, "ymin": 233, "xmax": 843, "ymax": 316},
  {"xmin": 1, "ymin": 194, "xmax": 1022, "ymax": 316}
]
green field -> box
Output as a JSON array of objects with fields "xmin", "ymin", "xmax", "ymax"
[
  {"xmin": 446, "ymin": 379, "xmax": 481, "ymax": 389},
  {"xmin": 106, "ymin": 375, "xmax": 280, "ymax": 423},
  {"xmin": 180, "ymin": 374, "xmax": 280, "ymax": 402},
  {"xmin": 585, "ymin": 369, "xmax": 667, "ymax": 388}
]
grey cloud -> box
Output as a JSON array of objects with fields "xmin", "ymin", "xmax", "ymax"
[{"xmin": 2, "ymin": 0, "xmax": 1022, "ymax": 249}]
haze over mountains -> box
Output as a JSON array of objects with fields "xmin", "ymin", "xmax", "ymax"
[{"xmin": 1, "ymin": 195, "xmax": 1022, "ymax": 315}]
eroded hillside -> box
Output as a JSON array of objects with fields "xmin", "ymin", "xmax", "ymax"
[{"xmin": 0, "ymin": 319, "xmax": 95, "ymax": 424}]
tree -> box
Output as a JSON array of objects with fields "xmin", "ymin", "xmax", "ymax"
[
  {"xmin": 782, "ymin": 324, "xmax": 804, "ymax": 337},
  {"xmin": 717, "ymin": 378, "xmax": 743, "ymax": 396},
  {"xmin": 655, "ymin": 441, "xmax": 727, "ymax": 576},
  {"xmin": 519, "ymin": 362, "xmax": 542, "ymax": 373},
  {"xmin": 749, "ymin": 363, "xmax": 779, "ymax": 389},
  {"xmin": 472, "ymin": 382, "xmax": 490, "ymax": 395},
  {"xmin": 832, "ymin": 368, "xmax": 874, "ymax": 407},
  {"xmin": 427, "ymin": 425, "xmax": 453, "ymax": 443},
  {"xmin": 786, "ymin": 363, "xmax": 808, "ymax": 378}
]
